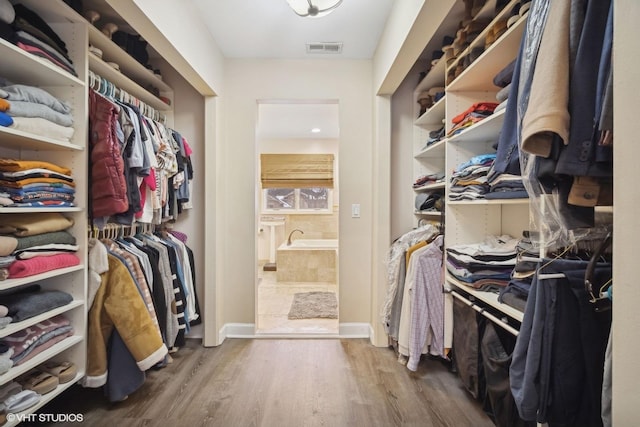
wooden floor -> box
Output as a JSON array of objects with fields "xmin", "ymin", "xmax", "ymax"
[{"xmin": 42, "ymin": 338, "xmax": 494, "ymax": 427}]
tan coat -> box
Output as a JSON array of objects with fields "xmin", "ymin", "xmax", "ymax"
[
  {"xmin": 521, "ymin": 0, "xmax": 571, "ymax": 157},
  {"xmin": 83, "ymin": 253, "xmax": 167, "ymax": 387}
]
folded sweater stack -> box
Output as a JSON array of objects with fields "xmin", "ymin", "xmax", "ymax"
[
  {"xmin": 0, "ymin": 84, "xmax": 75, "ymax": 142},
  {"xmin": 0, "ymin": 211, "xmax": 79, "ymax": 280}
]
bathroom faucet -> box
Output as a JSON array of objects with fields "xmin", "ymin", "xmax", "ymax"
[{"xmin": 287, "ymin": 229, "xmax": 304, "ymax": 245}]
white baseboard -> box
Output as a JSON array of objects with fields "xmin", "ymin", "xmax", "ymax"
[
  {"xmin": 218, "ymin": 322, "xmax": 372, "ymax": 342},
  {"xmin": 220, "ymin": 323, "xmax": 256, "ymax": 340},
  {"xmin": 338, "ymin": 323, "xmax": 372, "ymax": 338}
]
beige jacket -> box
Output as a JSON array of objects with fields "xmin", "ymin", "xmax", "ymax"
[
  {"xmin": 521, "ymin": 0, "xmax": 571, "ymax": 157},
  {"xmin": 83, "ymin": 253, "xmax": 167, "ymax": 387}
]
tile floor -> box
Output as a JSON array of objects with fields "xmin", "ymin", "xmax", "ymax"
[{"xmin": 257, "ymin": 265, "xmax": 339, "ymax": 335}]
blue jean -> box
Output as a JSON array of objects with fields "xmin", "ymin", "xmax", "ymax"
[{"xmin": 510, "ymin": 258, "xmax": 611, "ymax": 426}]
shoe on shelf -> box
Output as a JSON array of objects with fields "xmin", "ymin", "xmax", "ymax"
[
  {"xmin": 507, "ymin": 3, "xmax": 522, "ymax": 28},
  {"xmin": 520, "ymin": 0, "xmax": 531, "ymax": 16}
]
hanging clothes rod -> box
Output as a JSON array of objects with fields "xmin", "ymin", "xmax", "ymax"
[
  {"xmin": 88, "ymin": 70, "xmax": 166, "ymax": 123},
  {"xmin": 450, "ymin": 290, "xmax": 519, "ymax": 337}
]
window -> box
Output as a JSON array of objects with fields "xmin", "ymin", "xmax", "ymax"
[{"xmin": 263, "ymin": 187, "xmax": 332, "ymax": 213}]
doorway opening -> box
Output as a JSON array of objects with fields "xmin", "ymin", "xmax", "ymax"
[{"xmin": 255, "ymin": 100, "xmax": 339, "ymax": 335}]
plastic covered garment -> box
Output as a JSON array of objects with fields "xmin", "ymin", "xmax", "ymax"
[
  {"xmin": 518, "ymin": 0, "xmax": 614, "ymax": 249},
  {"xmin": 381, "ymin": 224, "xmax": 438, "ymax": 332}
]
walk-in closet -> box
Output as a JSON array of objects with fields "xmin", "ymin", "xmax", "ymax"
[{"xmin": 0, "ymin": 0, "xmax": 637, "ymax": 425}]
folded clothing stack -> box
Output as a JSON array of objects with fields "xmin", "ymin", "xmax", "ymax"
[
  {"xmin": 449, "ymin": 153, "xmax": 496, "ymax": 201},
  {"xmin": 420, "ymin": 126, "xmax": 445, "ymax": 150},
  {"xmin": 0, "ymin": 159, "xmax": 76, "ymax": 207},
  {"xmin": 1, "ymin": 314, "xmax": 73, "ymax": 366},
  {"xmin": 412, "ymin": 172, "xmax": 445, "ymax": 189},
  {"xmin": 0, "ymin": 211, "xmax": 79, "ymax": 280},
  {"xmin": 498, "ymin": 232, "xmax": 538, "ymax": 311},
  {"xmin": 492, "ymin": 59, "xmax": 516, "ymax": 113},
  {"xmin": 0, "ymin": 83, "xmax": 75, "ymax": 141},
  {"xmin": 0, "ymin": 1, "xmax": 77, "ymax": 76},
  {"xmin": 446, "ymin": 234, "xmax": 519, "ymax": 291},
  {"xmin": 0, "ymin": 283, "xmax": 73, "ymax": 325},
  {"xmin": 447, "ymin": 102, "xmax": 498, "ymax": 137}
]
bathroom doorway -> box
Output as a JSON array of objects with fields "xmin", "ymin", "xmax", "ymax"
[{"xmin": 255, "ymin": 100, "xmax": 339, "ymax": 335}]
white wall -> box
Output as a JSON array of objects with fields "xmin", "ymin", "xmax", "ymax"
[{"xmin": 221, "ymin": 59, "xmax": 373, "ymax": 326}]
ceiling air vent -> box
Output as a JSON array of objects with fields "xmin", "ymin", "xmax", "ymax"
[{"xmin": 306, "ymin": 42, "xmax": 343, "ymax": 54}]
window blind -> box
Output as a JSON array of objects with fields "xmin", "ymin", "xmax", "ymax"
[{"xmin": 260, "ymin": 154, "xmax": 334, "ymax": 189}]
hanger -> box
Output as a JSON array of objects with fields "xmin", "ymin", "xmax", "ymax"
[{"xmin": 584, "ymin": 231, "xmax": 612, "ymax": 312}]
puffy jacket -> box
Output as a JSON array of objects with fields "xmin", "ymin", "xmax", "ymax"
[{"xmin": 88, "ymin": 90, "xmax": 128, "ymax": 218}]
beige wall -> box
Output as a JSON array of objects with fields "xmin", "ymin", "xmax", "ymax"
[{"xmin": 222, "ymin": 59, "xmax": 373, "ymax": 325}]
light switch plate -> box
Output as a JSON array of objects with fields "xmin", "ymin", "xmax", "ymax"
[{"xmin": 351, "ymin": 203, "xmax": 360, "ymax": 218}]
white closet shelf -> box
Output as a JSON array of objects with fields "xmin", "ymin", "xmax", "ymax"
[
  {"xmin": 446, "ymin": 275, "xmax": 524, "ymax": 322},
  {"xmin": 414, "ymin": 210, "xmax": 444, "ymax": 217},
  {"xmin": 0, "ymin": 266, "xmax": 85, "ymax": 292},
  {"xmin": 0, "ymin": 127, "xmax": 84, "ymax": 152},
  {"xmin": 415, "ymin": 139, "xmax": 446, "ymax": 159},
  {"xmin": 89, "ymin": 54, "xmax": 171, "ymax": 112},
  {"xmin": 415, "ymin": 96, "xmax": 446, "ymax": 128},
  {"xmin": 447, "ymin": 109, "xmax": 506, "ymax": 143},
  {"xmin": 447, "ymin": 11, "xmax": 528, "ymax": 92},
  {"xmin": 3, "ymin": 371, "xmax": 84, "ymax": 427},
  {"xmin": 0, "ymin": 335, "xmax": 83, "ymax": 385},
  {"xmin": 0, "ymin": 301, "xmax": 84, "ymax": 339},
  {"xmin": 17, "ymin": 0, "xmax": 85, "ymax": 24},
  {"xmin": 447, "ymin": 198, "xmax": 529, "ymax": 205},
  {"xmin": 0, "ymin": 38, "xmax": 84, "ymax": 88},
  {"xmin": 414, "ymin": 53, "xmax": 447, "ymax": 95},
  {"xmin": 414, "ymin": 182, "xmax": 446, "ymax": 192},
  {"xmin": 0, "ymin": 207, "xmax": 83, "ymax": 214},
  {"xmin": 87, "ymin": 25, "xmax": 172, "ymax": 94}
]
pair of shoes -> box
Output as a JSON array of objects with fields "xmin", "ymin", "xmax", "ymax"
[
  {"xmin": 38, "ymin": 361, "xmax": 77, "ymax": 384},
  {"xmin": 417, "ymin": 92, "xmax": 433, "ymax": 116},
  {"xmin": 507, "ymin": 0, "xmax": 531, "ymax": 28},
  {"xmin": 485, "ymin": 18, "xmax": 507, "ymax": 49},
  {"xmin": 18, "ymin": 370, "xmax": 58, "ymax": 395}
]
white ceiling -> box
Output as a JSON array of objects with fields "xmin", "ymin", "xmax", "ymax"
[
  {"xmin": 190, "ymin": 0, "xmax": 395, "ymax": 59},
  {"xmin": 189, "ymin": 0, "xmax": 393, "ymax": 139}
]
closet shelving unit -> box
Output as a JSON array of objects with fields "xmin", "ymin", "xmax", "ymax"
[
  {"xmin": 0, "ymin": 1, "xmax": 88, "ymax": 423},
  {"xmin": 86, "ymin": 30, "xmax": 173, "ymax": 115},
  {"xmin": 0, "ymin": 0, "xmax": 179, "ymax": 421},
  {"xmin": 410, "ymin": 0, "xmax": 531, "ymax": 326},
  {"xmin": 444, "ymin": 5, "xmax": 530, "ymax": 325}
]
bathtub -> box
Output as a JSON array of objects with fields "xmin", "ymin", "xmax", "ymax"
[
  {"xmin": 276, "ymin": 239, "xmax": 338, "ymax": 282},
  {"xmin": 280, "ymin": 239, "xmax": 338, "ymax": 250}
]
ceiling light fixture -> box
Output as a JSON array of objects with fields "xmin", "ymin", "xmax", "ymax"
[
  {"xmin": 311, "ymin": 128, "xmax": 321, "ymax": 133},
  {"xmin": 286, "ymin": 0, "xmax": 343, "ymax": 18}
]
